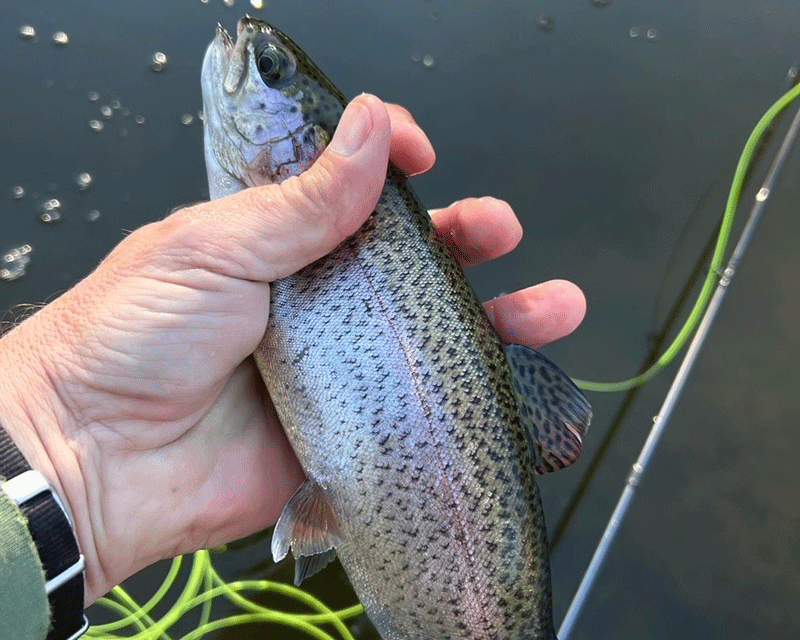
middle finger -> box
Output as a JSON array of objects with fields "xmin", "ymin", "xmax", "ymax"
[{"xmin": 430, "ymin": 197, "xmax": 523, "ymax": 267}]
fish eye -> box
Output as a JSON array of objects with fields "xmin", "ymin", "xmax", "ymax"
[{"xmin": 254, "ymin": 41, "xmax": 295, "ymax": 87}]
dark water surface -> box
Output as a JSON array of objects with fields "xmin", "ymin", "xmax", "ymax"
[{"xmin": 3, "ymin": 1, "xmax": 799, "ymax": 638}]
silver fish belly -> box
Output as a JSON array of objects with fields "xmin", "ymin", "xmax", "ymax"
[{"xmin": 202, "ymin": 17, "xmax": 591, "ymax": 640}]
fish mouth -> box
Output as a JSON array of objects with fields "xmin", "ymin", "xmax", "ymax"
[
  {"xmin": 212, "ymin": 17, "xmax": 269, "ymax": 96},
  {"xmin": 215, "ymin": 23, "xmax": 235, "ymax": 57},
  {"xmin": 214, "ymin": 16, "xmax": 266, "ymax": 58}
]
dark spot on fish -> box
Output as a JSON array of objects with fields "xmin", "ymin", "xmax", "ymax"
[
  {"xmin": 289, "ymin": 105, "xmax": 298, "ymax": 113},
  {"xmin": 258, "ymin": 102, "xmax": 266, "ymax": 110}
]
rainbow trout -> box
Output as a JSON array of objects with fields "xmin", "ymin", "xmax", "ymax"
[{"xmin": 201, "ymin": 17, "xmax": 591, "ymax": 640}]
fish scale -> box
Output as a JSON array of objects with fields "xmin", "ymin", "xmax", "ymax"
[{"xmin": 201, "ymin": 16, "xmax": 590, "ymax": 640}]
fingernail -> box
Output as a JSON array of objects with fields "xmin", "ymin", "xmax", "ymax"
[{"xmin": 329, "ymin": 96, "xmax": 374, "ymax": 157}]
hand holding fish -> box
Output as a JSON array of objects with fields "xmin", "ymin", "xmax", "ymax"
[{"xmin": 0, "ymin": 95, "xmax": 584, "ymax": 607}]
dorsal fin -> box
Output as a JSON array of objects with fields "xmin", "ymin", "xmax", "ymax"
[
  {"xmin": 271, "ymin": 478, "xmax": 343, "ymax": 584},
  {"xmin": 505, "ymin": 344, "xmax": 592, "ymax": 474}
]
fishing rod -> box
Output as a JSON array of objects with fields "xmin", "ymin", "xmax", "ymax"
[{"xmin": 558, "ymin": 88, "xmax": 800, "ymax": 639}]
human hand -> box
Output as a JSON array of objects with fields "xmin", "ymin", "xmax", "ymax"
[{"xmin": 0, "ymin": 95, "xmax": 585, "ymax": 605}]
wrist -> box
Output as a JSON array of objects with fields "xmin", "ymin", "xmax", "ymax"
[{"xmin": 0, "ymin": 308, "xmax": 103, "ymax": 606}]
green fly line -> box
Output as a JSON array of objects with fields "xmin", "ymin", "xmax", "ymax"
[
  {"xmin": 84, "ymin": 81, "xmax": 800, "ymax": 640},
  {"xmin": 574, "ymin": 79, "xmax": 800, "ymax": 393},
  {"xmin": 85, "ymin": 550, "xmax": 364, "ymax": 639}
]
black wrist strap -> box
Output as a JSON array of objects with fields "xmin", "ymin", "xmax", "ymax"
[{"xmin": 0, "ymin": 426, "xmax": 88, "ymax": 640}]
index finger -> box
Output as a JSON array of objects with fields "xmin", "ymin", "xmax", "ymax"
[{"xmin": 385, "ymin": 103, "xmax": 436, "ymax": 177}]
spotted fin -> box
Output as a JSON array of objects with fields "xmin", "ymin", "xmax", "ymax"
[
  {"xmin": 505, "ymin": 344, "xmax": 592, "ymax": 474},
  {"xmin": 271, "ymin": 478, "xmax": 343, "ymax": 585}
]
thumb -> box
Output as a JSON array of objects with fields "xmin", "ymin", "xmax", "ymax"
[{"xmin": 170, "ymin": 93, "xmax": 392, "ymax": 282}]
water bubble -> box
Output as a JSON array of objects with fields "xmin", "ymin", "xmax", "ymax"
[
  {"xmin": 197, "ymin": 109, "xmax": 205, "ymax": 122},
  {"xmin": 1, "ymin": 245, "xmax": 33, "ymax": 282},
  {"xmin": 250, "ymin": 0, "xmax": 264, "ymax": 8},
  {"xmin": 534, "ymin": 15, "xmax": 555, "ymax": 32},
  {"xmin": 110, "ymin": 99, "xmax": 121, "ymax": 110},
  {"xmin": 100, "ymin": 105, "xmax": 113, "ymax": 118},
  {"xmin": 422, "ymin": 54, "xmax": 435, "ymax": 69},
  {"xmin": 40, "ymin": 212, "xmax": 60, "ymax": 223},
  {"xmin": 629, "ymin": 27, "xmax": 640, "ymax": 39},
  {"xmin": 180, "ymin": 113, "xmax": 194, "ymax": 126},
  {"xmin": 118, "ymin": 127, "xmax": 129, "ymax": 137},
  {"xmin": 646, "ymin": 28, "xmax": 659, "ymax": 41},
  {"xmin": 88, "ymin": 119, "xmax": 104, "ymax": 132},
  {"xmin": 52, "ymin": 31, "xmax": 69, "ymax": 46},
  {"xmin": 200, "ymin": 0, "xmax": 210, "ymax": 3},
  {"xmin": 87, "ymin": 91, "xmax": 100, "ymax": 102},
  {"xmin": 223, "ymin": 0, "xmax": 234, "ymax": 7},
  {"xmin": 86, "ymin": 209, "xmax": 101, "ymax": 222},
  {"xmin": 151, "ymin": 51, "xmax": 168, "ymax": 72},
  {"xmin": 39, "ymin": 199, "xmax": 62, "ymax": 223},
  {"xmin": 411, "ymin": 51, "xmax": 422, "ymax": 63},
  {"xmin": 134, "ymin": 115, "xmax": 146, "ymax": 125},
  {"xmin": 120, "ymin": 107, "xmax": 130, "ymax": 117},
  {"xmin": 11, "ymin": 186, "xmax": 25, "ymax": 200},
  {"xmin": 75, "ymin": 172, "xmax": 93, "ymax": 191},
  {"xmin": 19, "ymin": 25, "xmax": 36, "ymax": 39}
]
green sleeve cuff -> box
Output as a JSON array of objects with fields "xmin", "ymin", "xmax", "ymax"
[{"xmin": 0, "ymin": 487, "xmax": 50, "ymax": 640}]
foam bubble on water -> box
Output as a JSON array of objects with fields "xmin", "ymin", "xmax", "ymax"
[
  {"xmin": 223, "ymin": 0, "xmax": 234, "ymax": 7},
  {"xmin": 11, "ymin": 186, "xmax": 25, "ymax": 200},
  {"xmin": 88, "ymin": 91, "xmax": 100, "ymax": 102},
  {"xmin": 75, "ymin": 172, "xmax": 93, "ymax": 191},
  {"xmin": 88, "ymin": 119, "xmax": 104, "ymax": 132},
  {"xmin": 39, "ymin": 199, "xmax": 62, "ymax": 223},
  {"xmin": 422, "ymin": 55, "xmax": 435, "ymax": 69},
  {"xmin": 110, "ymin": 99, "xmax": 122, "ymax": 110},
  {"xmin": 646, "ymin": 28, "xmax": 659, "ymax": 41},
  {"xmin": 1, "ymin": 245, "xmax": 33, "ymax": 282},
  {"xmin": 151, "ymin": 52, "xmax": 168, "ymax": 72},
  {"xmin": 19, "ymin": 25, "xmax": 36, "ymax": 39},
  {"xmin": 134, "ymin": 115, "xmax": 146, "ymax": 125},
  {"xmin": 180, "ymin": 113, "xmax": 194, "ymax": 126},
  {"xmin": 100, "ymin": 105, "xmax": 113, "ymax": 118},
  {"xmin": 52, "ymin": 31, "xmax": 69, "ymax": 46},
  {"xmin": 250, "ymin": 0, "xmax": 264, "ymax": 8},
  {"xmin": 534, "ymin": 15, "xmax": 555, "ymax": 32},
  {"xmin": 86, "ymin": 209, "xmax": 101, "ymax": 222}
]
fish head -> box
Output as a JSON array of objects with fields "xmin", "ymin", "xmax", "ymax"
[{"xmin": 202, "ymin": 16, "xmax": 346, "ymax": 198}]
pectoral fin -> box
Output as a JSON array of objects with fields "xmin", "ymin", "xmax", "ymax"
[
  {"xmin": 271, "ymin": 478, "xmax": 343, "ymax": 585},
  {"xmin": 505, "ymin": 344, "xmax": 592, "ymax": 474}
]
